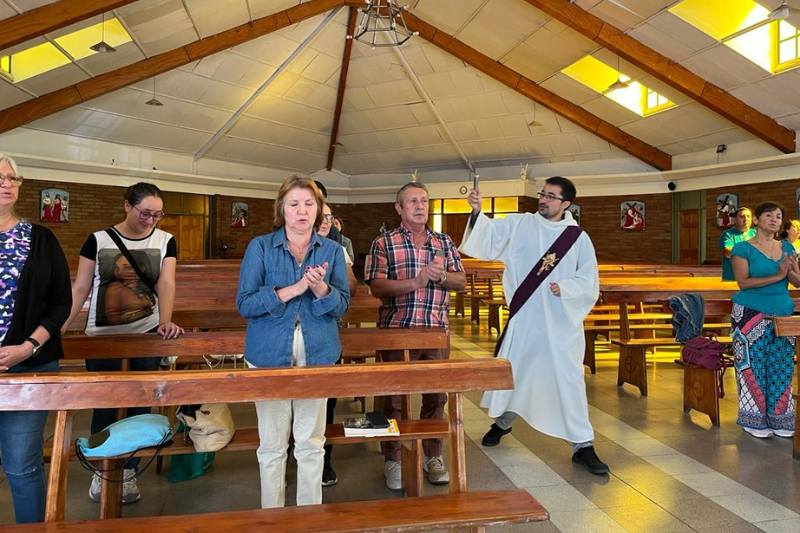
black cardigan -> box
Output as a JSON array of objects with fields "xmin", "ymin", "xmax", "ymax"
[{"xmin": 2, "ymin": 224, "xmax": 72, "ymax": 366}]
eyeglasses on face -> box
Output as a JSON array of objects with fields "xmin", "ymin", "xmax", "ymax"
[
  {"xmin": 133, "ymin": 205, "xmax": 165, "ymax": 221},
  {"xmin": 537, "ymin": 191, "xmax": 564, "ymax": 202},
  {"xmin": 323, "ymin": 214, "xmax": 334, "ymax": 222},
  {"xmin": 0, "ymin": 173, "xmax": 24, "ymax": 186}
]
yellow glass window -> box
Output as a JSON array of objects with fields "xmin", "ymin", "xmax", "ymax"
[
  {"xmin": 429, "ymin": 199, "xmax": 442, "ymax": 213},
  {"xmin": 776, "ymin": 20, "xmax": 800, "ymax": 69},
  {"xmin": 1, "ymin": 42, "xmax": 71, "ymax": 82},
  {"xmin": 442, "ymin": 198, "xmax": 472, "ymax": 214},
  {"xmin": 493, "ymin": 197, "xmax": 518, "ymax": 213},
  {"xmin": 669, "ymin": 0, "xmax": 768, "ymax": 41},
  {"xmin": 55, "ymin": 18, "xmax": 132, "ymax": 61},
  {"xmin": 0, "ymin": 56, "xmax": 10, "ymax": 79},
  {"xmin": 432, "ymin": 214, "xmax": 442, "ymax": 233},
  {"xmin": 562, "ymin": 56, "xmax": 673, "ymax": 117}
]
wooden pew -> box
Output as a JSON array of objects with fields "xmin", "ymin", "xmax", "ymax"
[
  {"xmin": 0, "ymin": 359, "xmax": 549, "ymax": 531},
  {"xmin": 770, "ymin": 317, "xmax": 800, "ymax": 461}
]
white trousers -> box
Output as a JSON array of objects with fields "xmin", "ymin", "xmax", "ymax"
[{"xmin": 251, "ymin": 325, "xmax": 327, "ymax": 508}]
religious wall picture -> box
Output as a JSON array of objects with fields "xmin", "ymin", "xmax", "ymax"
[
  {"xmin": 620, "ymin": 201, "xmax": 645, "ymax": 231},
  {"xmin": 716, "ymin": 193, "xmax": 738, "ymax": 228},
  {"xmin": 231, "ymin": 202, "xmax": 248, "ymax": 228},
  {"xmin": 40, "ymin": 188, "xmax": 69, "ymax": 222},
  {"xmin": 567, "ymin": 205, "xmax": 581, "ymax": 226}
]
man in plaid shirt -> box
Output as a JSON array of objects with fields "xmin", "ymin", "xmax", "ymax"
[{"xmin": 365, "ymin": 181, "xmax": 466, "ymax": 491}]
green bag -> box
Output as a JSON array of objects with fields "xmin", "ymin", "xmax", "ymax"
[{"xmin": 167, "ymin": 423, "xmax": 216, "ymax": 483}]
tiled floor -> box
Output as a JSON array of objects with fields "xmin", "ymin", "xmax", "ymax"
[{"xmin": 0, "ymin": 314, "xmax": 798, "ymax": 531}]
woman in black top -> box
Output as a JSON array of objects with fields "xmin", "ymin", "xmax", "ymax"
[{"xmin": 0, "ymin": 153, "xmax": 72, "ymax": 523}]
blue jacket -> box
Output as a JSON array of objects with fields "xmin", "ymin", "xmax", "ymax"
[
  {"xmin": 669, "ymin": 292, "xmax": 705, "ymax": 344},
  {"xmin": 236, "ymin": 228, "xmax": 350, "ymax": 368}
]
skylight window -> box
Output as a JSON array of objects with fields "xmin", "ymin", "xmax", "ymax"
[
  {"xmin": 0, "ymin": 17, "xmax": 132, "ymax": 83},
  {"xmin": 669, "ymin": 0, "xmax": 799, "ymax": 73},
  {"xmin": 561, "ymin": 55, "xmax": 674, "ymax": 117}
]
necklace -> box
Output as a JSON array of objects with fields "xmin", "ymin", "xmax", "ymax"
[{"xmin": 288, "ymin": 240, "xmax": 310, "ymax": 254}]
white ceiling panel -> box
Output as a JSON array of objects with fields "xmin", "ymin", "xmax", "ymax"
[
  {"xmin": 587, "ymin": 1, "xmax": 644, "ymax": 32},
  {"xmin": 80, "ymin": 89, "xmax": 230, "ymax": 133},
  {"xmin": 363, "ymin": 79, "xmax": 421, "ymax": 107},
  {"xmin": 347, "ymin": 52, "xmax": 411, "ymax": 87},
  {"xmin": 417, "ymin": 67, "xmax": 488, "ymax": 100},
  {"xmin": 28, "ymin": 107, "xmax": 210, "ymax": 153},
  {"xmin": 184, "ymin": 0, "xmax": 250, "ymax": 38},
  {"xmin": 233, "ymin": 32, "xmax": 305, "ymax": 69},
  {"xmin": 339, "ymin": 104, "xmax": 434, "ymax": 136},
  {"xmin": 411, "ymin": 0, "xmax": 488, "ymax": 37},
  {"xmin": 226, "ymin": 116, "xmax": 329, "ymax": 152},
  {"xmin": 662, "ymin": 127, "xmax": 757, "ymax": 151},
  {"xmin": 680, "ymin": 46, "xmax": 771, "ymax": 91},
  {"xmin": 288, "ymin": 49, "xmax": 342, "ymax": 85},
  {"xmin": 547, "ymin": 133, "xmax": 582, "ymax": 156},
  {"xmin": 17, "ymin": 64, "xmax": 90, "ymax": 97},
  {"xmin": 208, "ymin": 136, "xmax": 327, "ymax": 171},
  {"xmin": 434, "ymin": 92, "xmax": 509, "ymax": 122},
  {"xmin": 342, "ymin": 86, "xmax": 376, "ymax": 111},
  {"xmin": 248, "ymin": 0, "xmax": 302, "ymax": 19},
  {"xmin": 730, "ymin": 68, "xmax": 800, "ymax": 118},
  {"xmin": 776, "ymin": 112, "xmax": 800, "ymax": 130},
  {"xmin": 117, "ymin": 0, "xmax": 198, "ymax": 56},
  {"xmin": 0, "ymin": 81, "xmax": 32, "ymax": 111},
  {"xmin": 192, "ymin": 51, "xmax": 276, "ymax": 88},
  {"xmin": 279, "ymin": 75, "xmax": 337, "ymax": 109},
  {"xmin": 502, "ymin": 19, "xmax": 598, "ymax": 83},
  {"xmin": 0, "ymin": 3, "xmax": 16, "ymax": 21},
  {"xmin": 621, "ymin": 102, "xmax": 737, "ymax": 146},
  {"xmin": 78, "ymin": 42, "xmax": 147, "ymax": 77},
  {"xmin": 629, "ymin": 12, "xmax": 716, "ymax": 63},
  {"xmin": 246, "ymin": 94, "xmax": 333, "ymax": 133},
  {"xmin": 418, "ymin": 43, "xmax": 468, "ymax": 73},
  {"xmin": 163, "ymin": 67, "xmax": 253, "ymax": 110},
  {"xmin": 573, "ymin": 130, "xmax": 613, "ymax": 153},
  {"xmin": 456, "ymin": 0, "xmax": 548, "ymax": 61}
]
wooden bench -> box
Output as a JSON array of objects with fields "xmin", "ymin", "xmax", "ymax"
[
  {"xmin": 0, "ymin": 359, "xmax": 549, "ymax": 531},
  {"xmin": 770, "ymin": 316, "xmax": 800, "ymax": 461}
]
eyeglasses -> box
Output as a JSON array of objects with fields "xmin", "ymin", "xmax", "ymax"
[
  {"xmin": 0, "ymin": 173, "xmax": 23, "ymax": 186},
  {"xmin": 323, "ymin": 214, "xmax": 334, "ymax": 222},
  {"xmin": 132, "ymin": 205, "xmax": 165, "ymax": 221},
  {"xmin": 537, "ymin": 191, "xmax": 564, "ymax": 202}
]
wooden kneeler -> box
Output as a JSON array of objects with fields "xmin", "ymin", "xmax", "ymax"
[{"xmin": 682, "ymin": 363, "xmax": 721, "ymax": 426}]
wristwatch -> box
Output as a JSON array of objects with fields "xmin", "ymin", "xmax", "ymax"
[
  {"xmin": 439, "ymin": 271, "xmax": 447, "ymax": 284},
  {"xmin": 26, "ymin": 337, "xmax": 42, "ymax": 357}
]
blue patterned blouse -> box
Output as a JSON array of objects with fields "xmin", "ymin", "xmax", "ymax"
[{"xmin": 0, "ymin": 221, "xmax": 32, "ymax": 343}]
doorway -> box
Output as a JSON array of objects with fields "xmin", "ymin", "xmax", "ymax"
[
  {"xmin": 159, "ymin": 215, "xmax": 205, "ymax": 259},
  {"xmin": 679, "ymin": 209, "xmax": 700, "ymax": 264}
]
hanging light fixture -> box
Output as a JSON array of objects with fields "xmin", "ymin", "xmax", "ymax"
[
  {"xmin": 90, "ymin": 12, "xmax": 117, "ymax": 53},
  {"xmin": 768, "ymin": 1, "xmax": 800, "ymax": 21},
  {"xmin": 145, "ymin": 77, "xmax": 163, "ymax": 106},
  {"xmin": 607, "ymin": 53, "xmax": 630, "ymax": 91},
  {"xmin": 528, "ymin": 105, "xmax": 542, "ymax": 128},
  {"xmin": 346, "ymin": 1, "xmax": 418, "ymax": 49}
]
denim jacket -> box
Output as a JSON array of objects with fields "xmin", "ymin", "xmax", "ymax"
[{"xmin": 236, "ymin": 228, "xmax": 350, "ymax": 368}]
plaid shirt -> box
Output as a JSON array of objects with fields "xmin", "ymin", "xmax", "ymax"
[{"xmin": 365, "ymin": 223, "xmax": 464, "ymax": 329}]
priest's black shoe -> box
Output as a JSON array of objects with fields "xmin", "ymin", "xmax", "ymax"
[
  {"xmin": 571, "ymin": 446, "xmax": 609, "ymax": 475},
  {"xmin": 481, "ymin": 424, "xmax": 512, "ymax": 447}
]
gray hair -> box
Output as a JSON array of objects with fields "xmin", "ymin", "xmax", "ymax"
[
  {"xmin": 0, "ymin": 153, "xmax": 19, "ymax": 175},
  {"xmin": 396, "ymin": 181, "xmax": 429, "ymax": 206}
]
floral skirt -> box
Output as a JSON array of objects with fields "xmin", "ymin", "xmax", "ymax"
[{"xmin": 730, "ymin": 303, "xmax": 795, "ymax": 431}]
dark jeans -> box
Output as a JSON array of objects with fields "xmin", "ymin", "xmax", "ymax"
[
  {"xmin": 0, "ymin": 360, "xmax": 59, "ymax": 523},
  {"xmin": 85, "ymin": 355, "xmax": 161, "ymax": 471},
  {"xmin": 380, "ymin": 346, "xmax": 450, "ymax": 462}
]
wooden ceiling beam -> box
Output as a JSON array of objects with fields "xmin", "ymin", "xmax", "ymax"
[
  {"xmin": 0, "ymin": 0, "xmax": 344, "ymax": 135},
  {"xmin": 327, "ymin": 7, "xmax": 357, "ymax": 171},
  {"xmin": 520, "ymin": 0, "xmax": 796, "ymax": 153},
  {"xmin": 395, "ymin": 10, "xmax": 671, "ymax": 171},
  {"xmin": 0, "ymin": 0, "xmax": 142, "ymax": 53}
]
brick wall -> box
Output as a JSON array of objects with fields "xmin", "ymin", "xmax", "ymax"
[
  {"xmin": 210, "ymin": 195, "xmax": 275, "ymax": 259},
  {"xmin": 705, "ymin": 179, "xmax": 800, "ymax": 259},
  {"xmin": 15, "ymin": 179, "xmax": 674, "ymax": 265},
  {"xmin": 15, "ymin": 180, "xmax": 127, "ymax": 263}
]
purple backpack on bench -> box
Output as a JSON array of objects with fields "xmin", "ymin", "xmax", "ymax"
[{"xmin": 681, "ymin": 336, "xmax": 732, "ymax": 398}]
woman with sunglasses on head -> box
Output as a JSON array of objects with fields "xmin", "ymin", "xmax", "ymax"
[
  {"xmin": 0, "ymin": 154, "xmax": 72, "ymax": 523},
  {"xmin": 63, "ymin": 182, "xmax": 184, "ymax": 505}
]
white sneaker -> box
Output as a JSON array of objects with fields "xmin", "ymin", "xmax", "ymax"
[
  {"xmin": 773, "ymin": 429, "xmax": 795, "ymax": 438},
  {"xmin": 88, "ymin": 473, "xmax": 101, "ymax": 502},
  {"xmin": 743, "ymin": 427, "xmax": 773, "ymax": 438},
  {"xmin": 121, "ymin": 469, "xmax": 141, "ymax": 504},
  {"xmin": 423, "ymin": 455, "xmax": 450, "ymax": 485},
  {"xmin": 384, "ymin": 460, "xmax": 402, "ymax": 490}
]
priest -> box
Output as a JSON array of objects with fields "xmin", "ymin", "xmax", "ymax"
[{"xmin": 459, "ymin": 176, "xmax": 608, "ymax": 475}]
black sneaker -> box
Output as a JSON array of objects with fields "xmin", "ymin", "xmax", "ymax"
[
  {"xmin": 571, "ymin": 446, "xmax": 609, "ymax": 475},
  {"xmin": 321, "ymin": 462, "xmax": 338, "ymax": 487},
  {"xmin": 481, "ymin": 423, "xmax": 512, "ymax": 447}
]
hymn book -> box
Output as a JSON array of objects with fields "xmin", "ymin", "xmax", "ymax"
[{"xmin": 342, "ymin": 417, "xmax": 400, "ymax": 437}]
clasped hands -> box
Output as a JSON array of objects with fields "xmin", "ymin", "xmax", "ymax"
[
  {"xmin": 299, "ymin": 262, "xmax": 330, "ymax": 298},
  {"xmin": 777, "ymin": 253, "xmax": 800, "ymax": 280}
]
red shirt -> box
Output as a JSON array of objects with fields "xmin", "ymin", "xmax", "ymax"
[{"xmin": 365, "ymin": 223, "xmax": 463, "ymax": 329}]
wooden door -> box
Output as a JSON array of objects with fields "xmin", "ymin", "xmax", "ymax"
[
  {"xmin": 679, "ymin": 210, "xmax": 699, "ymax": 264},
  {"xmin": 444, "ymin": 214, "xmax": 470, "ymax": 247},
  {"xmin": 158, "ymin": 215, "xmax": 205, "ymax": 259}
]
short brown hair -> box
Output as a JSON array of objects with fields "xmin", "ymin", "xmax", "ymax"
[
  {"xmin": 273, "ymin": 175, "xmax": 325, "ymax": 230},
  {"xmin": 396, "ymin": 182, "xmax": 429, "ymax": 206}
]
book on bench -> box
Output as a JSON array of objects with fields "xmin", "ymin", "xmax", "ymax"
[{"xmin": 343, "ymin": 417, "xmax": 400, "ymax": 437}]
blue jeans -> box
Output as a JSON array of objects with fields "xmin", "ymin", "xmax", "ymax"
[
  {"xmin": 85, "ymin": 356, "xmax": 161, "ymax": 471},
  {"xmin": 0, "ymin": 360, "xmax": 59, "ymax": 523}
]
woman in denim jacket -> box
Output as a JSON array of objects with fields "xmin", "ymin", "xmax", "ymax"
[{"xmin": 237, "ymin": 175, "xmax": 350, "ymax": 508}]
